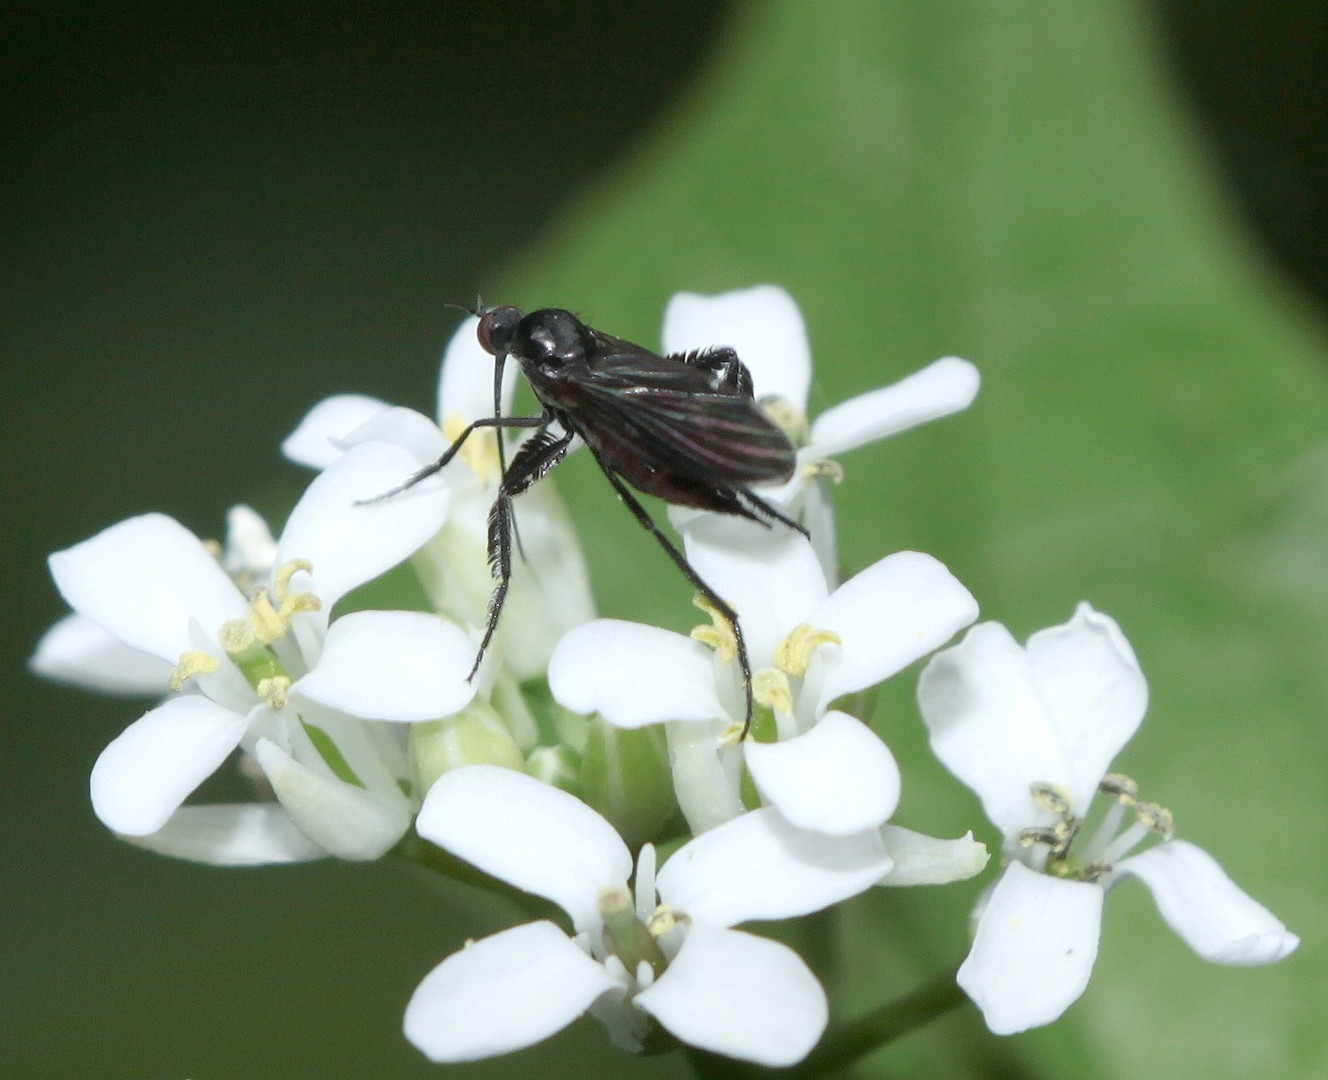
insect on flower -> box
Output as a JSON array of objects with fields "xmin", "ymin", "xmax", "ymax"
[{"xmin": 365, "ymin": 305, "xmax": 804, "ymax": 735}]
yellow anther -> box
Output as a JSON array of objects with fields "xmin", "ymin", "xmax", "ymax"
[
  {"xmin": 690, "ymin": 594, "xmax": 737, "ymax": 664},
  {"xmin": 1030, "ymin": 782, "xmax": 1074, "ymax": 818},
  {"xmin": 217, "ymin": 617, "xmax": 256, "ymax": 655},
  {"xmin": 273, "ymin": 558, "xmax": 313, "ymax": 602},
  {"xmin": 759, "ymin": 396, "xmax": 809, "ymax": 447},
  {"xmin": 1100, "ymin": 773, "xmax": 1139, "ymax": 804},
  {"xmin": 203, "ymin": 539, "xmax": 223, "ymax": 559},
  {"xmin": 245, "ymin": 560, "xmax": 321, "ymax": 643},
  {"xmin": 753, "ymin": 667, "xmax": 793, "ymax": 716},
  {"xmin": 443, "ymin": 413, "xmax": 502, "ymax": 483},
  {"xmin": 648, "ymin": 904, "xmax": 690, "ymax": 938},
  {"xmin": 272, "ymin": 559, "xmax": 321, "ymax": 620},
  {"xmin": 775, "ymin": 622, "xmax": 842, "ymax": 678},
  {"xmin": 1136, "ymin": 800, "xmax": 1175, "ymax": 840},
  {"xmin": 256, "ymin": 675, "xmax": 292, "ymax": 709},
  {"xmin": 805, "ymin": 458, "xmax": 843, "ymax": 485},
  {"xmin": 718, "ymin": 721, "xmax": 747, "ymax": 747},
  {"xmin": 168, "ymin": 650, "xmax": 220, "ymax": 691},
  {"xmin": 1017, "ymin": 826, "xmax": 1062, "ymax": 849},
  {"xmin": 248, "ymin": 588, "xmax": 287, "ymax": 644}
]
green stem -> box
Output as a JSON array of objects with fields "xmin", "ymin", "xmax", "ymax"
[{"xmin": 686, "ymin": 965, "xmax": 966, "ymax": 1080}]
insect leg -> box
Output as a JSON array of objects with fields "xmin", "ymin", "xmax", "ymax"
[
  {"xmin": 587, "ymin": 452, "xmax": 756, "ymax": 738},
  {"xmin": 469, "ymin": 426, "xmax": 576, "ymax": 679},
  {"xmin": 738, "ymin": 487, "xmax": 809, "ymax": 537},
  {"xmin": 355, "ymin": 414, "xmax": 546, "ymax": 505}
]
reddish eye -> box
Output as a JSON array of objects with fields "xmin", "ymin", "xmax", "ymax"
[{"xmin": 477, "ymin": 306, "xmax": 522, "ymax": 356}]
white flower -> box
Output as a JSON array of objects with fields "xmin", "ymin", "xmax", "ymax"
[
  {"xmin": 918, "ymin": 602, "xmax": 1300, "ymax": 1035},
  {"xmin": 549, "ymin": 516, "xmax": 978, "ymax": 837},
  {"xmin": 40, "ymin": 445, "xmax": 470, "ymax": 863},
  {"xmin": 404, "ymin": 765, "xmax": 893, "ymax": 1065},
  {"xmin": 282, "ymin": 315, "xmax": 594, "ymax": 681},
  {"xmin": 662, "ymin": 285, "xmax": 980, "ymax": 580}
]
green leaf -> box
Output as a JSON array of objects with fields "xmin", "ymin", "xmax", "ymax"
[{"xmin": 500, "ymin": 3, "xmax": 1324, "ymax": 1078}]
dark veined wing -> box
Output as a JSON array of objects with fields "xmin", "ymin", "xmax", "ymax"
[{"xmin": 566, "ymin": 338, "xmax": 796, "ymax": 486}]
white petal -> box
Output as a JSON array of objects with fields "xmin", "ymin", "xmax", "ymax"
[
  {"xmin": 30, "ymin": 613, "xmax": 171, "ymax": 694},
  {"xmin": 292, "ymin": 610, "xmax": 477, "ymax": 721},
  {"xmin": 548, "ymin": 620, "xmax": 727, "ymax": 728},
  {"xmin": 49, "ymin": 513, "xmax": 247, "ymax": 662},
  {"xmin": 682, "ymin": 516, "xmax": 829, "ymax": 665},
  {"xmin": 254, "ymin": 737, "xmax": 411, "ymax": 860},
  {"xmin": 1026, "ymin": 603, "xmax": 1148, "ymax": 810},
  {"xmin": 813, "ymin": 550, "xmax": 978, "ymax": 708},
  {"xmin": 90, "ymin": 695, "xmax": 250, "ymax": 835},
  {"xmin": 808, "ymin": 357, "xmax": 980, "ymax": 458},
  {"xmin": 1113, "ymin": 840, "xmax": 1299, "ymax": 965},
  {"xmin": 958, "ymin": 861, "xmax": 1103, "ymax": 1034},
  {"xmin": 437, "ymin": 314, "xmax": 519, "ymax": 422},
  {"xmin": 634, "ymin": 925, "xmax": 826, "ymax": 1066},
  {"xmin": 661, "ymin": 285, "xmax": 812, "ymax": 407},
  {"xmin": 282, "ymin": 393, "xmax": 390, "ymax": 468},
  {"xmin": 284, "ymin": 700, "xmax": 410, "ymax": 805},
  {"xmin": 746, "ymin": 712, "xmax": 900, "ymax": 834},
  {"xmin": 657, "ymin": 807, "xmax": 892, "ymax": 926},
  {"xmin": 276, "ymin": 441, "xmax": 450, "ymax": 610},
  {"xmin": 404, "ymin": 921, "xmax": 618, "ymax": 1062},
  {"xmin": 877, "ymin": 826, "xmax": 989, "ymax": 886},
  {"xmin": 124, "ymin": 804, "xmax": 327, "ymax": 864},
  {"xmin": 337, "ymin": 405, "xmax": 449, "ymax": 466},
  {"xmin": 416, "ymin": 765, "xmax": 632, "ymax": 930},
  {"xmin": 221, "ymin": 505, "xmax": 278, "ymax": 577},
  {"xmin": 667, "ymin": 720, "xmax": 747, "ymax": 834},
  {"xmin": 918, "ymin": 622, "xmax": 1075, "ymax": 838}
]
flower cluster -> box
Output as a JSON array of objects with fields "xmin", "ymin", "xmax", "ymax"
[{"xmin": 33, "ymin": 286, "xmax": 1296, "ymax": 1066}]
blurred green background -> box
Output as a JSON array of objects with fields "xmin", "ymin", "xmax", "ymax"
[{"xmin": 5, "ymin": 3, "xmax": 1326, "ymax": 1078}]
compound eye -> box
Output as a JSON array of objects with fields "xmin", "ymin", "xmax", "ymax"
[{"xmin": 477, "ymin": 306, "xmax": 521, "ymax": 357}]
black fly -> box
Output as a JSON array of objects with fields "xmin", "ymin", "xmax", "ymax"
[{"xmin": 371, "ymin": 306, "xmax": 805, "ymax": 736}]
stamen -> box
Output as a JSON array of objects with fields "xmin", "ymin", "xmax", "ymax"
[
  {"xmin": 690, "ymin": 594, "xmax": 737, "ymax": 664},
  {"xmin": 1136, "ymin": 799, "xmax": 1175, "ymax": 841},
  {"xmin": 1079, "ymin": 798, "xmax": 1129, "ymax": 865},
  {"xmin": 248, "ymin": 588, "xmax": 287, "ymax": 644},
  {"xmin": 775, "ymin": 623, "xmax": 842, "ymax": 678},
  {"xmin": 648, "ymin": 904, "xmax": 690, "ymax": 939},
  {"xmin": 753, "ymin": 667, "xmax": 793, "ymax": 717},
  {"xmin": 598, "ymin": 886, "xmax": 666, "ymax": 979},
  {"xmin": 1099, "ymin": 773, "xmax": 1139, "ymax": 804},
  {"xmin": 168, "ymin": 650, "xmax": 220, "ymax": 691},
  {"xmin": 805, "ymin": 458, "xmax": 844, "ymax": 485},
  {"xmin": 256, "ymin": 675, "xmax": 292, "ymax": 709},
  {"xmin": 271, "ymin": 558, "xmax": 320, "ymax": 622},
  {"xmin": 1030, "ymin": 782, "xmax": 1074, "ymax": 817},
  {"xmin": 1099, "ymin": 819, "xmax": 1152, "ymax": 865}
]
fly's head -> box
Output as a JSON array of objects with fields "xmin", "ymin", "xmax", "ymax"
[{"xmin": 476, "ymin": 306, "xmax": 591, "ymax": 377}]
